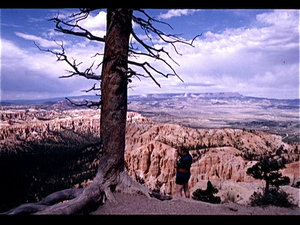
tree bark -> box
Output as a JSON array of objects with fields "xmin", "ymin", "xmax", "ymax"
[
  {"xmin": 2, "ymin": 9, "xmax": 171, "ymax": 215},
  {"xmin": 99, "ymin": 8, "xmax": 132, "ymax": 178}
]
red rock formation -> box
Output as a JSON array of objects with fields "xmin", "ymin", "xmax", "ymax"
[
  {"xmin": 1, "ymin": 109, "xmax": 299, "ymax": 198},
  {"xmin": 124, "ymin": 112, "xmax": 299, "ymax": 196}
]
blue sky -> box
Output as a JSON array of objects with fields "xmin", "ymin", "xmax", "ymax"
[{"xmin": 1, "ymin": 9, "xmax": 299, "ymax": 100}]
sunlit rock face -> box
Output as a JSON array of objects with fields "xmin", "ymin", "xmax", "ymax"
[
  {"xmin": 1, "ymin": 106, "xmax": 299, "ymax": 202},
  {"xmin": 124, "ymin": 112, "xmax": 299, "ymax": 197}
]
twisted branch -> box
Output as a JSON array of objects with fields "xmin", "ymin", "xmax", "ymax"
[
  {"xmin": 34, "ymin": 41, "xmax": 102, "ymax": 81},
  {"xmin": 65, "ymin": 97, "xmax": 102, "ymax": 109},
  {"xmin": 39, "ymin": 8, "xmax": 201, "ymax": 91},
  {"xmin": 50, "ymin": 10, "xmax": 105, "ymax": 42},
  {"xmin": 129, "ymin": 9, "xmax": 201, "ymax": 87}
]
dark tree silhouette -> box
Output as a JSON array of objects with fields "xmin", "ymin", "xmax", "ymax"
[
  {"xmin": 192, "ymin": 181, "xmax": 221, "ymax": 204},
  {"xmin": 3, "ymin": 8, "xmax": 200, "ymax": 214},
  {"xmin": 246, "ymin": 155, "xmax": 295, "ymax": 207},
  {"xmin": 247, "ymin": 155, "xmax": 290, "ymax": 195}
]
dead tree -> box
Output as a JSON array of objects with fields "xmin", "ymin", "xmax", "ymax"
[{"xmin": 3, "ymin": 8, "xmax": 200, "ymax": 214}]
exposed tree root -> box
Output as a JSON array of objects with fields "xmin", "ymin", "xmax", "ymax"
[
  {"xmin": 2, "ymin": 188, "xmax": 84, "ymax": 215},
  {"xmin": 2, "ymin": 168, "xmax": 171, "ymax": 215}
]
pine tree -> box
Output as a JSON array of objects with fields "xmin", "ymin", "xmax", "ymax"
[
  {"xmin": 246, "ymin": 155, "xmax": 294, "ymax": 207},
  {"xmin": 247, "ymin": 155, "xmax": 290, "ymax": 195}
]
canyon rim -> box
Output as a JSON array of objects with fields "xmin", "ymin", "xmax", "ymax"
[{"xmin": 1, "ymin": 93, "xmax": 299, "ymax": 212}]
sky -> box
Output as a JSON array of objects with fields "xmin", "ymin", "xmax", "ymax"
[{"xmin": 0, "ymin": 9, "xmax": 299, "ymax": 101}]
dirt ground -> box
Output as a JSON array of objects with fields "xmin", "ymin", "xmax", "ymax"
[{"xmin": 90, "ymin": 192, "xmax": 300, "ymax": 215}]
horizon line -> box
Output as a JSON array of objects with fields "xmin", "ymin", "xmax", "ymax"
[{"xmin": 1, "ymin": 91, "xmax": 300, "ymax": 104}]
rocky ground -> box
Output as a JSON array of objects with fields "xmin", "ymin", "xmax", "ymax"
[{"xmin": 90, "ymin": 192, "xmax": 300, "ymax": 215}]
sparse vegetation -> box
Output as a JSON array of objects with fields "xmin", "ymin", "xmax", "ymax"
[
  {"xmin": 192, "ymin": 181, "xmax": 221, "ymax": 204},
  {"xmin": 249, "ymin": 187, "xmax": 295, "ymax": 208},
  {"xmin": 247, "ymin": 155, "xmax": 290, "ymax": 192},
  {"xmin": 247, "ymin": 155, "xmax": 295, "ymax": 208}
]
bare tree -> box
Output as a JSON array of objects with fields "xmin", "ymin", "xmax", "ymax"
[{"xmin": 3, "ymin": 8, "xmax": 200, "ymax": 214}]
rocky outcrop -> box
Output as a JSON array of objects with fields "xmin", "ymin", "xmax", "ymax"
[
  {"xmin": 126, "ymin": 116, "xmax": 299, "ymax": 162},
  {"xmin": 125, "ymin": 141, "xmax": 177, "ymax": 195},
  {"xmin": 124, "ymin": 113, "xmax": 300, "ymax": 197},
  {"xmin": 281, "ymin": 161, "xmax": 300, "ymax": 185},
  {"xmin": 1, "ymin": 108, "xmax": 299, "ymax": 201},
  {"xmin": 189, "ymin": 147, "xmax": 257, "ymax": 183},
  {"xmin": 0, "ymin": 109, "xmax": 100, "ymax": 153},
  {"xmin": 125, "ymin": 143, "xmax": 258, "ymax": 196}
]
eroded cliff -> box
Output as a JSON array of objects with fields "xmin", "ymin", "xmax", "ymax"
[{"xmin": 1, "ymin": 108, "xmax": 299, "ymax": 207}]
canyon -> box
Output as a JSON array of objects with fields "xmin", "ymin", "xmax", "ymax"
[
  {"xmin": 124, "ymin": 112, "xmax": 299, "ymax": 205},
  {"xmin": 128, "ymin": 92, "xmax": 300, "ymax": 144},
  {"xmin": 1, "ymin": 93, "xmax": 299, "ymax": 211}
]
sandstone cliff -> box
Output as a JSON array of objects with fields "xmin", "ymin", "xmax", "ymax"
[
  {"xmin": 0, "ymin": 108, "xmax": 100, "ymax": 153},
  {"xmin": 1, "ymin": 108, "xmax": 299, "ymax": 204},
  {"xmin": 124, "ymin": 113, "xmax": 299, "ymax": 197}
]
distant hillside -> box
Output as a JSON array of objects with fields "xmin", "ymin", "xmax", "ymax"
[
  {"xmin": 1, "ymin": 92, "xmax": 299, "ymax": 143},
  {"xmin": 128, "ymin": 92, "xmax": 300, "ymax": 144},
  {"xmin": 0, "ymin": 95, "xmax": 100, "ymax": 107}
]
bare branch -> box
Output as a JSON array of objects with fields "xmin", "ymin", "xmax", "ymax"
[
  {"xmin": 130, "ymin": 30, "xmax": 179, "ymax": 66},
  {"xmin": 91, "ymin": 52, "xmax": 104, "ymax": 58},
  {"xmin": 36, "ymin": 8, "xmax": 199, "ymax": 104},
  {"xmin": 130, "ymin": 9, "xmax": 202, "ymax": 86},
  {"xmin": 82, "ymin": 83, "xmax": 101, "ymax": 93},
  {"xmin": 132, "ymin": 9, "xmax": 199, "ymax": 53},
  {"xmin": 50, "ymin": 9, "xmax": 105, "ymax": 42},
  {"xmin": 34, "ymin": 41, "xmax": 102, "ymax": 81},
  {"xmin": 45, "ymin": 8, "xmax": 199, "ymax": 90},
  {"xmin": 128, "ymin": 60, "xmax": 168, "ymax": 88},
  {"xmin": 137, "ymin": 9, "xmax": 173, "ymax": 29},
  {"xmin": 65, "ymin": 97, "xmax": 102, "ymax": 108},
  {"xmin": 191, "ymin": 33, "xmax": 202, "ymax": 46}
]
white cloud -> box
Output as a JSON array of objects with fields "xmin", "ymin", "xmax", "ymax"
[
  {"xmin": 2, "ymin": 9, "xmax": 299, "ymax": 100},
  {"xmin": 256, "ymin": 9, "xmax": 298, "ymax": 27},
  {"xmin": 158, "ymin": 9, "xmax": 200, "ymax": 19},
  {"xmin": 131, "ymin": 10, "xmax": 299, "ymax": 99},
  {"xmin": 41, "ymin": 10, "xmax": 107, "ymax": 44},
  {"xmin": 14, "ymin": 32, "xmax": 59, "ymax": 48},
  {"xmin": 79, "ymin": 11, "xmax": 106, "ymax": 30},
  {"xmin": 1, "ymin": 38, "xmax": 103, "ymax": 100},
  {"xmin": 1, "ymin": 9, "xmax": 106, "ymax": 100},
  {"xmin": 78, "ymin": 11, "xmax": 107, "ymax": 38}
]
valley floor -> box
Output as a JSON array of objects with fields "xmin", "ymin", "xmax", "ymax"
[{"xmin": 90, "ymin": 192, "xmax": 300, "ymax": 215}]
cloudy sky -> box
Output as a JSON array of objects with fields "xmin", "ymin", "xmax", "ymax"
[{"xmin": 1, "ymin": 9, "xmax": 299, "ymax": 100}]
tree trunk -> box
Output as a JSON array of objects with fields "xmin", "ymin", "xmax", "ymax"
[
  {"xmin": 265, "ymin": 180, "xmax": 270, "ymax": 196},
  {"xmin": 99, "ymin": 8, "xmax": 132, "ymax": 179},
  {"xmin": 2, "ymin": 9, "xmax": 170, "ymax": 215}
]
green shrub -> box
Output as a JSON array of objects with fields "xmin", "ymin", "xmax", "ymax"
[
  {"xmin": 249, "ymin": 187, "xmax": 296, "ymax": 208},
  {"xmin": 246, "ymin": 155, "xmax": 296, "ymax": 208},
  {"xmin": 192, "ymin": 181, "xmax": 221, "ymax": 204}
]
